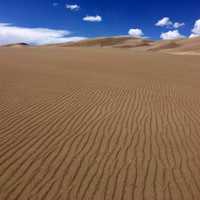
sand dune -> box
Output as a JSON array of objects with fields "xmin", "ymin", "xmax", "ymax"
[
  {"xmin": 3, "ymin": 36, "xmax": 200, "ymax": 54},
  {"xmin": 151, "ymin": 37, "xmax": 200, "ymax": 53},
  {"xmin": 0, "ymin": 47, "xmax": 200, "ymax": 200},
  {"xmin": 45, "ymin": 36, "xmax": 153, "ymax": 49},
  {"xmin": 176, "ymin": 37, "xmax": 200, "ymax": 50},
  {"xmin": 49, "ymin": 36, "xmax": 133, "ymax": 47},
  {"xmin": 147, "ymin": 40, "xmax": 181, "ymax": 52},
  {"xmin": 44, "ymin": 36, "xmax": 200, "ymax": 55}
]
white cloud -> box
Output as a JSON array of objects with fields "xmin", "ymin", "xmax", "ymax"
[
  {"xmin": 160, "ymin": 30, "xmax": 185, "ymax": 40},
  {"xmin": 83, "ymin": 15, "xmax": 102, "ymax": 22},
  {"xmin": 189, "ymin": 19, "xmax": 200, "ymax": 38},
  {"xmin": 128, "ymin": 28, "xmax": 144, "ymax": 38},
  {"xmin": 155, "ymin": 17, "xmax": 173, "ymax": 27},
  {"xmin": 156, "ymin": 17, "xmax": 185, "ymax": 30},
  {"xmin": 0, "ymin": 23, "xmax": 86, "ymax": 45},
  {"xmin": 173, "ymin": 22, "xmax": 185, "ymax": 29},
  {"xmin": 66, "ymin": 4, "xmax": 80, "ymax": 11}
]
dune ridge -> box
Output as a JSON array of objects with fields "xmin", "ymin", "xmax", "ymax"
[
  {"xmin": 41, "ymin": 36, "xmax": 200, "ymax": 55},
  {"xmin": 2, "ymin": 36, "xmax": 200, "ymax": 55}
]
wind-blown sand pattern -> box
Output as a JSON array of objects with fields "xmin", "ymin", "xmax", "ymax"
[{"xmin": 0, "ymin": 47, "xmax": 200, "ymax": 200}]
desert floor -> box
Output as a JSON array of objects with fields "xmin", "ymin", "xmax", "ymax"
[{"xmin": 0, "ymin": 47, "xmax": 200, "ymax": 200}]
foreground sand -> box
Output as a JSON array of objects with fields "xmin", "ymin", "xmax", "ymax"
[{"xmin": 0, "ymin": 47, "xmax": 200, "ymax": 200}]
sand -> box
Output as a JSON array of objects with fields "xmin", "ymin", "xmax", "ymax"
[{"xmin": 0, "ymin": 47, "xmax": 200, "ymax": 200}]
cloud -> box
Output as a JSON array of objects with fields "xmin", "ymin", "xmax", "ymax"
[
  {"xmin": 0, "ymin": 23, "xmax": 86, "ymax": 45},
  {"xmin": 156, "ymin": 17, "xmax": 185, "ymax": 29},
  {"xmin": 155, "ymin": 17, "xmax": 173, "ymax": 27},
  {"xmin": 189, "ymin": 19, "xmax": 200, "ymax": 38},
  {"xmin": 173, "ymin": 22, "xmax": 185, "ymax": 29},
  {"xmin": 66, "ymin": 4, "xmax": 80, "ymax": 11},
  {"xmin": 83, "ymin": 15, "xmax": 102, "ymax": 22},
  {"xmin": 160, "ymin": 30, "xmax": 185, "ymax": 40},
  {"xmin": 128, "ymin": 28, "xmax": 144, "ymax": 38}
]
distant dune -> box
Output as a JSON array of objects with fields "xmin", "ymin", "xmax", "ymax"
[
  {"xmin": 147, "ymin": 40, "xmax": 181, "ymax": 51},
  {"xmin": 173, "ymin": 37, "xmax": 200, "ymax": 52},
  {"xmin": 2, "ymin": 36, "xmax": 200, "ymax": 55},
  {"xmin": 46, "ymin": 36, "xmax": 154, "ymax": 49},
  {"xmin": 1, "ymin": 47, "xmax": 200, "ymax": 200},
  {"xmin": 63, "ymin": 37, "xmax": 154, "ymax": 49},
  {"xmin": 61, "ymin": 36, "xmax": 133, "ymax": 47},
  {"xmin": 41, "ymin": 36, "xmax": 200, "ymax": 55}
]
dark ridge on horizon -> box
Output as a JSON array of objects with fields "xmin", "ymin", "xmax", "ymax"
[{"xmin": 1, "ymin": 42, "xmax": 30, "ymax": 47}]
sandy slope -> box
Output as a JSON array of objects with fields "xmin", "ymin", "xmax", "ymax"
[{"xmin": 0, "ymin": 47, "xmax": 200, "ymax": 200}]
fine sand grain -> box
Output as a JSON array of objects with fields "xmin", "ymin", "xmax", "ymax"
[{"xmin": 0, "ymin": 47, "xmax": 200, "ymax": 200}]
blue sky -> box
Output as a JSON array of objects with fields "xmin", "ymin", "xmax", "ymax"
[{"xmin": 0, "ymin": 0, "xmax": 200, "ymax": 44}]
